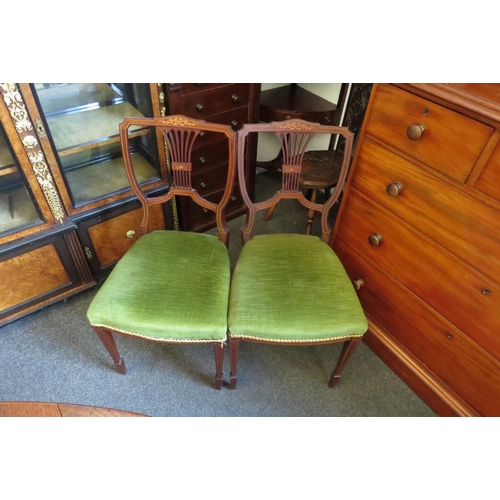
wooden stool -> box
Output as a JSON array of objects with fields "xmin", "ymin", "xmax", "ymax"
[{"xmin": 264, "ymin": 150, "xmax": 342, "ymax": 235}]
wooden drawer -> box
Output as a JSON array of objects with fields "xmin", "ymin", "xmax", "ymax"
[
  {"xmin": 191, "ymin": 139, "xmax": 229, "ymax": 172},
  {"xmin": 80, "ymin": 204, "xmax": 165, "ymax": 277},
  {"xmin": 365, "ymin": 84, "xmax": 493, "ymax": 183},
  {"xmin": 192, "ymin": 163, "xmax": 230, "ymax": 198},
  {"xmin": 334, "ymin": 238, "xmax": 500, "ymax": 416},
  {"xmin": 172, "ymin": 83, "xmax": 230, "ymax": 95},
  {"xmin": 350, "ymin": 140, "xmax": 500, "ymax": 284},
  {"xmin": 179, "ymin": 185, "xmax": 243, "ymax": 232},
  {"xmin": 172, "ymin": 84, "xmax": 249, "ymax": 118},
  {"xmin": 336, "ymin": 188, "xmax": 500, "ymax": 361},
  {"xmin": 473, "ymin": 139, "xmax": 500, "ymax": 203}
]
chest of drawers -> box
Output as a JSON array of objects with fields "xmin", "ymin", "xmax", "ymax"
[
  {"xmin": 332, "ymin": 83, "xmax": 500, "ymax": 416},
  {"xmin": 166, "ymin": 83, "xmax": 260, "ymax": 232}
]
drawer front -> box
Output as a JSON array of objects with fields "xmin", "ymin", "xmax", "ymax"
[
  {"xmin": 174, "ymin": 84, "xmax": 249, "ymax": 118},
  {"xmin": 337, "ymin": 188, "xmax": 500, "ymax": 361},
  {"xmin": 473, "ymin": 139, "xmax": 500, "ymax": 203},
  {"xmin": 334, "ymin": 238, "xmax": 500, "ymax": 416},
  {"xmin": 192, "ymin": 163, "xmax": 230, "ymax": 198},
  {"xmin": 179, "ymin": 185, "xmax": 243, "ymax": 231},
  {"xmin": 87, "ymin": 204, "xmax": 165, "ymax": 269},
  {"xmin": 351, "ymin": 140, "xmax": 500, "ymax": 283},
  {"xmin": 191, "ymin": 139, "xmax": 229, "ymax": 172},
  {"xmin": 365, "ymin": 84, "xmax": 493, "ymax": 183},
  {"xmin": 174, "ymin": 83, "xmax": 230, "ymax": 95}
]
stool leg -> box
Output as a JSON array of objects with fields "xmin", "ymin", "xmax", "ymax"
[
  {"xmin": 306, "ymin": 189, "xmax": 318, "ymax": 235},
  {"xmin": 263, "ymin": 202, "xmax": 278, "ymax": 221}
]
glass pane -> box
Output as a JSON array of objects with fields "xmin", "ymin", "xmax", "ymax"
[
  {"xmin": 32, "ymin": 83, "xmax": 161, "ymax": 207},
  {"xmin": 0, "ymin": 122, "xmax": 43, "ymax": 236}
]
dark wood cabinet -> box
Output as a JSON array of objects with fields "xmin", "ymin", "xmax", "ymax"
[{"xmin": 164, "ymin": 83, "xmax": 260, "ymax": 231}]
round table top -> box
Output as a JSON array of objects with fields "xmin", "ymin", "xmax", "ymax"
[{"xmin": 0, "ymin": 401, "xmax": 148, "ymax": 417}]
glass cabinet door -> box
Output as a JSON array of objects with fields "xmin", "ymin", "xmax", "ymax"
[
  {"xmin": 31, "ymin": 83, "xmax": 163, "ymax": 211},
  {"xmin": 0, "ymin": 121, "xmax": 43, "ymax": 237}
]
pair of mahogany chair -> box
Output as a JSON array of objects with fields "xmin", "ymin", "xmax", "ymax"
[{"xmin": 86, "ymin": 115, "xmax": 368, "ymax": 390}]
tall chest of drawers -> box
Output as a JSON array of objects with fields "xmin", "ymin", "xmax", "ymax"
[
  {"xmin": 332, "ymin": 83, "xmax": 500, "ymax": 416},
  {"xmin": 165, "ymin": 83, "xmax": 260, "ymax": 232}
]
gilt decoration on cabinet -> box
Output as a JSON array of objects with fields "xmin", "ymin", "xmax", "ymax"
[{"xmin": 0, "ymin": 83, "xmax": 65, "ymax": 223}]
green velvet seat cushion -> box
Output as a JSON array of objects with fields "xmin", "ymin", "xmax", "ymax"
[
  {"xmin": 228, "ymin": 234, "xmax": 368, "ymax": 342},
  {"xmin": 87, "ymin": 231, "xmax": 230, "ymax": 342}
]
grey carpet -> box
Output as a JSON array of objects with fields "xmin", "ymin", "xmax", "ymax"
[{"xmin": 0, "ymin": 171, "xmax": 436, "ymax": 417}]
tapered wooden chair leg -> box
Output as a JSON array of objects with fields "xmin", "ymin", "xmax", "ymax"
[
  {"xmin": 92, "ymin": 326, "xmax": 126, "ymax": 374},
  {"xmin": 229, "ymin": 337, "xmax": 240, "ymax": 390},
  {"xmin": 214, "ymin": 342, "xmax": 224, "ymax": 390},
  {"xmin": 328, "ymin": 338, "xmax": 361, "ymax": 388}
]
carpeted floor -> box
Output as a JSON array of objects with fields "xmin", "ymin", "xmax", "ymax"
[{"xmin": 0, "ymin": 171, "xmax": 436, "ymax": 417}]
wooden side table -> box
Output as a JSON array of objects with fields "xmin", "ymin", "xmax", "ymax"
[
  {"xmin": 258, "ymin": 84, "xmax": 348, "ymax": 170},
  {"xmin": 0, "ymin": 401, "xmax": 147, "ymax": 417}
]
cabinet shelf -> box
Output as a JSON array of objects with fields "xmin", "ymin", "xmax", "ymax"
[{"xmin": 47, "ymin": 102, "xmax": 147, "ymax": 156}]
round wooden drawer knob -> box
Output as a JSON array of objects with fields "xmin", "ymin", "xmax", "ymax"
[
  {"xmin": 368, "ymin": 233, "xmax": 383, "ymax": 246},
  {"xmin": 231, "ymin": 94, "xmax": 239, "ymax": 103},
  {"xmin": 200, "ymin": 182, "xmax": 207, "ymax": 188},
  {"xmin": 126, "ymin": 230, "xmax": 136, "ymax": 239},
  {"xmin": 196, "ymin": 104, "xmax": 204, "ymax": 112},
  {"xmin": 352, "ymin": 278, "xmax": 365, "ymax": 290},
  {"xmin": 407, "ymin": 123, "xmax": 426, "ymax": 141},
  {"xmin": 386, "ymin": 182, "xmax": 403, "ymax": 196}
]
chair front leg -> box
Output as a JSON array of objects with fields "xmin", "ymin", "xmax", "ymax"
[
  {"xmin": 214, "ymin": 342, "xmax": 224, "ymax": 390},
  {"xmin": 229, "ymin": 337, "xmax": 240, "ymax": 390},
  {"xmin": 328, "ymin": 338, "xmax": 361, "ymax": 388},
  {"xmin": 91, "ymin": 326, "xmax": 126, "ymax": 374}
]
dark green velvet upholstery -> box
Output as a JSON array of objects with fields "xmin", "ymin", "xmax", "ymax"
[
  {"xmin": 87, "ymin": 231, "xmax": 230, "ymax": 342},
  {"xmin": 228, "ymin": 234, "xmax": 368, "ymax": 342}
]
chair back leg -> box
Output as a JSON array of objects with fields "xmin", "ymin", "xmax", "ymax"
[{"xmin": 328, "ymin": 338, "xmax": 362, "ymax": 388}]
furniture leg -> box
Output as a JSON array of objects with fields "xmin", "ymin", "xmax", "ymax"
[
  {"xmin": 214, "ymin": 342, "xmax": 224, "ymax": 390},
  {"xmin": 263, "ymin": 202, "xmax": 278, "ymax": 221},
  {"xmin": 305, "ymin": 189, "xmax": 318, "ymax": 235},
  {"xmin": 229, "ymin": 337, "xmax": 240, "ymax": 390},
  {"xmin": 328, "ymin": 338, "xmax": 361, "ymax": 388},
  {"xmin": 92, "ymin": 326, "xmax": 126, "ymax": 374}
]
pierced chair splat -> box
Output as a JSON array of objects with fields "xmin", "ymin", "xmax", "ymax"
[
  {"xmin": 86, "ymin": 115, "xmax": 237, "ymax": 389},
  {"xmin": 227, "ymin": 119, "xmax": 368, "ymax": 390}
]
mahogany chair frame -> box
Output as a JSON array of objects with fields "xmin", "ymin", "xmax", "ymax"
[
  {"xmin": 229, "ymin": 119, "xmax": 361, "ymax": 389},
  {"xmin": 90, "ymin": 115, "xmax": 237, "ymax": 389}
]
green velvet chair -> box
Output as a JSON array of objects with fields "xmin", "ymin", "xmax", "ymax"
[
  {"xmin": 228, "ymin": 119, "xmax": 368, "ymax": 389},
  {"xmin": 87, "ymin": 116, "xmax": 237, "ymax": 389}
]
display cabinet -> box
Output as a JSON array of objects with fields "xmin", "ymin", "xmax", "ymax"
[
  {"xmin": 0, "ymin": 83, "xmax": 93, "ymax": 325},
  {"xmin": 0, "ymin": 83, "xmax": 170, "ymax": 326}
]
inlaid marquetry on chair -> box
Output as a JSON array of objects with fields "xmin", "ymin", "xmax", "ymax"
[
  {"xmin": 227, "ymin": 119, "xmax": 368, "ymax": 389},
  {"xmin": 86, "ymin": 116, "xmax": 237, "ymax": 389}
]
